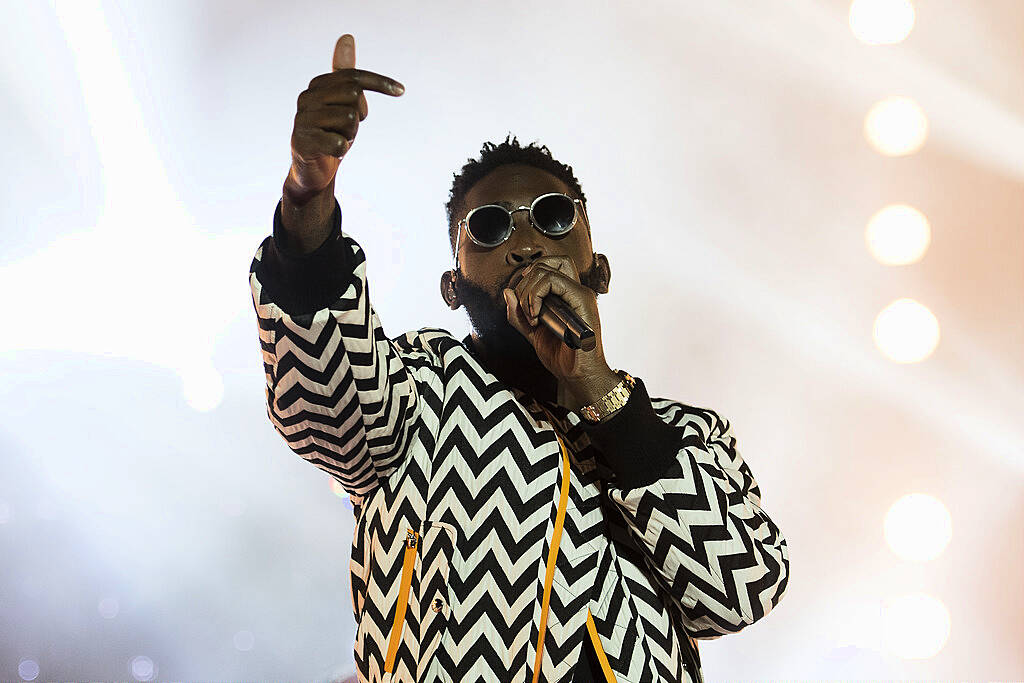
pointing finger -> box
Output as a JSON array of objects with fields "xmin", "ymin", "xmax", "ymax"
[
  {"xmin": 328, "ymin": 34, "xmax": 404, "ymax": 97},
  {"xmin": 309, "ymin": 68, "xmax": 405, "ymax": 97}
]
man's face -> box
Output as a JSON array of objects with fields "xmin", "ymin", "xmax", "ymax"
[{"xmin": 451, "ymin": 163, "xmax": 601, "ymax": 359}]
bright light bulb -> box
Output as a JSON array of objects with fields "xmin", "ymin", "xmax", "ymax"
[
  {"xmin": 130, "ymin": 655, "xmax": 156, "ymax": 682},
  {"xmin": 881, "ymin": 592, "xmax": 950, "ymax": 659},
  {"xmin": 866, "ymin": 205, "xmax": 931, "ymax": 265},
  {"xmin": 98, "ymin": 596, "xmax": 120, "ymax": 619},
  {"xmin": 850, "ymin": 0, "xmax": 916, "ymax": 45},
  {"xmin": 884, "ymin": 493, "xmax": 952, "ymax": 561},
  {"xmin": 864, "ymin": 96, "xmax": 928, "ymax": 155},
  {"xmin": 18, "ymin": 660, "xmax": 40, "ymax": 682},
  {"xmin": 873, "ymin": 298, "xmax": 940, "ymax": 363},
  {"xmin": 233, "ymin": 630, "xmax": 255, "ymax": 651}
]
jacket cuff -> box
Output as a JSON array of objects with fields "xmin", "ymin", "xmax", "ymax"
[
  {"xmin": 255, "ymin": 196, "xmax": 356, "ymax": 316},
  {"xmin": 578, "ymin": 376, "xmax": 680, "ymax": 489}
]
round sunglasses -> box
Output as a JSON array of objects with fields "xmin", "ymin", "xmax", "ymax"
[{"xmin": 456, "ymin": 192, "xmax": 586, "ymax": 255}]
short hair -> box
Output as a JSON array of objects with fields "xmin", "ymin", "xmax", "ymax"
[{"xmin": 444, "ymin": 133, "xmax": 588, "ymax": 258}]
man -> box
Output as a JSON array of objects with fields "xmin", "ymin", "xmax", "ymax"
[{"xmin": 249, "ymin": 34, "xmax": 789, "ymax": 683}]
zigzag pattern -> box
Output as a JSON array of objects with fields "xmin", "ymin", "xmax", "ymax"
[
  {"xmin": 249, "ymin": 227, "xmax": 789, "ymax": 682},
  {"xmin": 606, "ymin": 406, "xmax": 791, "ymax": 641}
]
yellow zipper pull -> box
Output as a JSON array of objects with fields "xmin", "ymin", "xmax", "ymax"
[{"xmin": 406, "ymin": 529, "xmax": 417, "ymax": 549}]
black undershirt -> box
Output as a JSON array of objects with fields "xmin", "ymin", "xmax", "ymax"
[{"xmin": 573, "ymin": 630, "xmax": 604, "ymax": 682}]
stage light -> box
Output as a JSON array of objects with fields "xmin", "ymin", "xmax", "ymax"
[
  {"xmin": 98, "ymin": 596, "xmax": 120, "ymax": 619},
  {"xmin": 884, "ymin": 493, "xmax": 952, "ymax": 561},
  {"xmin": 873, "ymin": 298, "xmax": 940, "ymax": 362},
  {"xmin": 864, "ymin": 96, "xmax": 928, "ymax": 155},
  {"xmin": 17, "ymin": 660, "xmax": 40, "ymax": 681},
  {"xmin": 129, "ymin": 655, "xmax": 156, "ymax": 682},
  {"xmin": 233, "ymin": 630, "xmax": 255, "ymax": 652},
  {"xmin": 881, "ymin": 592, "xmax": 950, "ymax": 658},
  {"xmin": 849, "ymin": 0, "xmax": 916, "ymax": 45},
  {"xmin": 865, "ymin": 205, "xmax": 931, "ymax": 265}
]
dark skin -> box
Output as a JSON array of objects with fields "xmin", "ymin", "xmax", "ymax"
[{"xmin": 440, "ymin": 164, "xmax": 622, "ymax": 413}]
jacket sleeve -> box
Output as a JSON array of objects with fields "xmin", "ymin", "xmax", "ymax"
[
  {"xmin": 580, "ymin": 376, "xmax": 789, "ymax": 639},
  {"xmin": 248, "ymin": 195, "xmax": 422, "ymax": 506}
]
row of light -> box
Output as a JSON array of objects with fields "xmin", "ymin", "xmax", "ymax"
[
  {"xmin": 854, "ymin": 0, "xmax": 938, "ymax": 365},
  {"xmin": 17, "ymin": 628, "xmax": 257, "ymax": 681},
  {"xmin": 18, "ymin": 655, "xmax": 157, "ymax": 682},
  {"xmin": 3, "ymin": 500, "xmax": 254, "ymax": 681},
  {"xmin": 851, "ymin": 0, "xmax": 952, "ymax": 662}
]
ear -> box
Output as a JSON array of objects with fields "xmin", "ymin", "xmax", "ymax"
[
  {"xmin": 590, "ymin": 252, "xmax": 611, "ymax": 294},
  {"xmin": 440, "ymin": 269, "xmax": 461, "ymax": 310}
]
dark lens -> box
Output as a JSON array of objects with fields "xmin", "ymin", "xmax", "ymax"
[
  {"xmin": 467, "ymin": 206, "xmax": 510, "ymax": 246},
  {"xmin": 532, "ymin": 195, "xmax": 576, "ymax": 235}
]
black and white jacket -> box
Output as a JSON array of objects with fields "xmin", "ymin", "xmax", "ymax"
[{"xmin": 248, "ymin": 197, "xmax": 790, "ymax": 683}]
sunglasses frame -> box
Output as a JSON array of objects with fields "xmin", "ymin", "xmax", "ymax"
[{"xmin": 453, "ymin": 192, "xmax": 588, "ymax": 274}]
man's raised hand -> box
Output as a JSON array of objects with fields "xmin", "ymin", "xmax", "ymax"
[{"xmin": 287, "ymin": 34, "xmax": 405, "ymax": 197}]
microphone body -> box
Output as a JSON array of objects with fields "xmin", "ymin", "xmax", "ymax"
[{"xmin": 536, "ymin": 296, "xmax": 596, "ymax": 351}]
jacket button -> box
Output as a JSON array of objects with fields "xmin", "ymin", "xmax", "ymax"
[{"xmin": 431, "ymin": 597, "xmax": 445, "ymax": 613}]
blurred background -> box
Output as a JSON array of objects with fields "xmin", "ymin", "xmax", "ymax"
[{"xmin": 2, "ymin": 0, "xmax": 1022, "ymax": 680}]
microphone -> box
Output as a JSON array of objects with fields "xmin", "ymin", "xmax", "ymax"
[
  {"xmin": 508, "ymin": 271, "xmax": 596, "ymax": 351},
  {"xmin": 537, "ymin": 296, "xmax": 596, "ymax": 351}
]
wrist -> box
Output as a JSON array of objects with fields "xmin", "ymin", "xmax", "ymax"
[
  {"xmin": 564, "ymin": 363, "xmax": 620, "ymax": 412},
  {"xmin": 577, "ymin": 370, "xmax": 630, "ymax": 423},
  {"xmin": 283, "ymin": 169, "xmax": 334, "ymax": 206}
]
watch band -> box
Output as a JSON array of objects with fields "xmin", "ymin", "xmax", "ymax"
[{"xmin": 579, "ymin": 370, "xmax": 635, "ymax": 423}]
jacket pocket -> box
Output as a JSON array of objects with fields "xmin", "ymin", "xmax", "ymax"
[
  {"xmin": 417, "ymin": 521, "xmax": 457, "ymax": 681},
  {"xmin": 384, "ymin": 528, "xmax": 419, "ymax": 674}
]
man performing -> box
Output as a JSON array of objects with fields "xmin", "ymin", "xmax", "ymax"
[{"xmin": 249, "ymin": 33, "xmax": 789, "ymax": 683}]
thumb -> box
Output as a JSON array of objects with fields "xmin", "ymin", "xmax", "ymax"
[{"xmin": 333, "ymin": 34, "xmax": 355, "ymax": 71}]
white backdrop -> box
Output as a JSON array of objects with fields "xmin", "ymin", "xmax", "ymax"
[{"xmin": 1, "ymin": 0, "xmax": 1022, "ymax": 680}]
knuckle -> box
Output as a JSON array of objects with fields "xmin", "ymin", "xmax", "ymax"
[{"xmin": 309, "ymin": 73, "xmax": 330, "ymax": 90}]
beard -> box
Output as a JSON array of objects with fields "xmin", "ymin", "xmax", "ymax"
[
  {"xmin": 455, "ymin": 275, "xmax": 537, "ymax": 364},
  {"xmin": 454, "ymin": 263, "xmax": 602, "ymax": 367}
]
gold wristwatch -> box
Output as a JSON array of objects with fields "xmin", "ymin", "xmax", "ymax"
[{"xmin": 579, "ymin": 370, "xmax": 635, "ymax": 423}]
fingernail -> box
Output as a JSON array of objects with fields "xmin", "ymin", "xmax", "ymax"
[{"xmin": 393, "ymin": 83, "xmax": 405, "ymax": 94}]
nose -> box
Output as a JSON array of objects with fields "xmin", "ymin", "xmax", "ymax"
[{"xmin": 505, "ymin": 209, "xmax": 545, "ymax": 267}]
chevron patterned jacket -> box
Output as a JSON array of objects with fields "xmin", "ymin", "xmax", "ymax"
[{"xmin": 249, "ymin": 198, "xmax": 790, "ymax": 683}]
